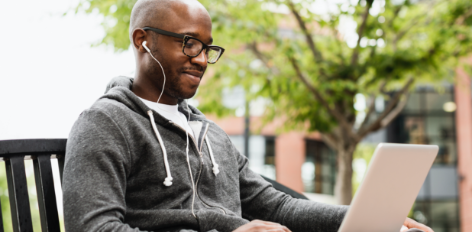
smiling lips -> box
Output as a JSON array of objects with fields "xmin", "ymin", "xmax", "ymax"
[{"xmin": 182, "ymin": 70, "xmax": 203, "ymax": 85}]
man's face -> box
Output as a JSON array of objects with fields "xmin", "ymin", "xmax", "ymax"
[{"xmin": 145, "ymin": 4, "xmax": 212, "ymax": 100}]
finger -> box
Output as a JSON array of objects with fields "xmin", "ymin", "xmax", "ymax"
[
  {"xmin": 258, "ymin": 220, "xmax": 288, "ymax": 228},
  {"xmin": 258, "ymin": 220, "xmax": 282, "ymax": 226},
  {"xmin": 252, "ymin": 221, "xmax": 291, "ymax": 232},
  {"xmin": 280, "ymin": 225, "xmax": 291, "ymax": 232},
  {"xmin": 256, "ymin": 225, "xmax": 289, "ymax": 232},
  {"xmin": 261, "ymin": 224, "xmax": 290, "ymax": 231},
  {"xmin": 250, "ymin": 219, "xmax": 291, "ymax": 232},
  {"xmin": 266, "ymin": 225, "xmax": 291, "ymax": 232},
  {"xmin": 404, "ymin": 218, "xmax": 433, "ymax": 232},
  {"xmin": 265, "ymin": 223, "xmax": 291, "ymax": 232},
  {"xmin": 400, "ymin": 225, "xmax": 409, "ymax": 232},
  {"xmin": 268, "ymin": 227, "xmax": 291, "ymax": 232}
]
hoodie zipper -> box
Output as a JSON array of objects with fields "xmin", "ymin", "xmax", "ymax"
[
  {"xmin": 170, "ymin": 122, "xmax": 227, "ymax": 215},
  {"xmin": 168, "ymin": 121, "xmax": 201, "ymax": 164}
]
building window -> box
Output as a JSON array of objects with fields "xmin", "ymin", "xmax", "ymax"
[
  {"xmin": 413, "ymin": 201, "xmax": 460, "ymax": 232},
  {"xmin": 264, "ymin": 136, "xmax": 275, "ymax": 166},
  {"xmin": 387, "ymin": 86, "xmax": 460, "ymax": 231},
  {"xmin": 388, "ymin": 87, "xmax": 457, "ymax": 165},
  {"xmin": 302, "ymin": 139, "xmax": 336, "ymax": 195}
]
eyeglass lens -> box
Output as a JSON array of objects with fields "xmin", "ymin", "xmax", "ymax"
[
  {"xmin": 206, "ymin": 47, "xmax": 221, "ymax": 63},
  {"xmin": 184, "ymin": 38, "xmax": 222, "ymax": 63}
]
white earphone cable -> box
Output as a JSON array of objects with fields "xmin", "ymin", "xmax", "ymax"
[
  {"xmin": 143, "ymin": 41, "xmax": 196, "ymax": 218},
  {"xmin": 142, "ymin": 41, "xmax": 166, "ymax": 104}
]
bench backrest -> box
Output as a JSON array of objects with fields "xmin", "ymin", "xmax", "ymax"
[
  {"xmin": 0, "ymin": 139, "xmax": 66, "ymax": 232},
  {"xmin": 0, "ymin": 139, "xmax": 307, "ymax": 232}
]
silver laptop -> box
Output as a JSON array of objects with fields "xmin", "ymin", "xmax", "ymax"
[{"xmin": 338, "ymin": 143, "xmax": 438, "ymax": 232}]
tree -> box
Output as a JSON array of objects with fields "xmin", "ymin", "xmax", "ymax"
[{"xmin": 73, "ymin": 0, "xmax": 472, "ymax": 205}]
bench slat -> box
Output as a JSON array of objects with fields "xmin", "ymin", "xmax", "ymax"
[
  {"xmin": 56, "ymin": 154, "xmax": 65, "ymax": 184},
  {"xmin": 0, "ymin": 139, "xmax": 67, "ymax": 156},
  {"xmin": 0, "ymin": 163, "xmax": 4, "ymax": 232},
  {"xmin": 34, "ymin": 155, "xmax": 60, "ymax": 232},
  {"xmin": 6, "ymin": 156, "xmax": 33, "ymax": 232}
]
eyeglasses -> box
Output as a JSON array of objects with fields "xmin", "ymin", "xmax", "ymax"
[{"xmin": 143, "ymin": 27, "xmax": 225, "ymax": 64}]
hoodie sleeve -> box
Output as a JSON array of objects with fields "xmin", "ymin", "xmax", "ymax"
[
  {"xmin": 63, "ymin": 108, "xmax": 143, "ymax": 232},
  {"xmin": 234, "ymin": 141, "xmax": 348, "ymax": 232}
]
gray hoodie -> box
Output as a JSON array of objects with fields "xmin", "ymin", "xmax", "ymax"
[{"xmin": 63, "ymin": 77, "xmax": 348, "ymax": 232}]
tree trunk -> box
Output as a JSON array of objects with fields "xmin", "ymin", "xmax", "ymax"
[{"xmin": 334, "ymin": 145, "xmax": 355, "ymax": 205}]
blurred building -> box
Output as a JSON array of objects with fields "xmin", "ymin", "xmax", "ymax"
[
  {"xmin": 208, "ymin": 68, "xmax": 472, "ymax": 232},
  {"xmin": 387, "ymin": 86, "xmax": 460, "ymax": 232}
]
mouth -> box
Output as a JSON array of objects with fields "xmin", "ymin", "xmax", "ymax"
[{"xmin": 182, "ymin": 71, "xmax": 203, "ymax": 85}]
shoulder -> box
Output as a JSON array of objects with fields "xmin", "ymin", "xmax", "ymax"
[
  {"xmin": 67, "ymin": 100, "xmax": 132, "ymax": 163},
  {"xmin": 81, "ymin": 95, "xmax": 145, "ymax": 125},
  {"xmin": 75, "ymin": 100, "xmax": 119, "ymax": 127},
  {"xmin": 70, "ymin": 98, "xmax": 137, "ymax": 140},
  {"xmin": 91, "ymin": 97, "xmax": 133, "ymax": 117}
]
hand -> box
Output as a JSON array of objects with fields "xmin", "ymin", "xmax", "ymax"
[
  {"xmin": 232, "ymin": 220, "xmax": 291, "ymax": 232},
  {"xmin": 400, "ymin": 218, "xmax": 433, "ymax": 232}
]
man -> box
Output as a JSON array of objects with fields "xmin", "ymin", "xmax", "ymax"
[{"xmin": 63, "ymin": 0, "xmax": 433, "ymax": 231}]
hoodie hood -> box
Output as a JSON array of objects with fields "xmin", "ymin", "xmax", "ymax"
[{"xmin": 103, "ymin": 76, "xmax": 207, "ymax": 123}]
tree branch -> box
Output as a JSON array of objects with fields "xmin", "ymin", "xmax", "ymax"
[
  {"xmin": 359, "ymin": 95, "xmax": 376, "ymax": 129},
  {"xmin": 321, "ymin": 132, "xmax": 339, "ymax": 150},
  {"xmin": 286, "ymin": 0, "xmax": 323, "ymax": 63},
  {"xmin": 392, "ymin": 16, "xmax": 424, "ymax": 51},
  {"xmin": 247, "ymin": 42, "xmax": 280, "ymax": 75},
  {"xmin": 332, "ymin": 27, "xmax": 346, "ymax": 67},
  {"xmin": 350, "ymin": 2, "xmax": 372, "ymax": 66},
  {"xmin": 455, "ymin": 7, "xmax": 472, "ymax": 25},
  {"xmin": 357, "ymin": 77, "xmax": 414, "ymax": 138},
  {"xmin": 387, "ymin": 5, "xmax": 403, "ymax": 28},
  {"xmin": 380, "ymin": 96, "xmax": 408, "ymax": 128},
  {"xmin": 358, "ymin": 44, "xmax": 379, "ymax": 79},
  {"xmin": 288, "ymin": 56, "xmax": 358, "ymax": 141},
  {"xmin": 452, "ymin": 45, "xmax": 472, "ymax": 58},
  {"xmin": 357, "ymin": 81, "xmax": 386, "ymax": 131},
  {"xmin": 392, "ymin": 1, "xmax": 439, "ymax": 51},
  {"xmin": 248, "ymin": 42, "xmax": 265, "ymax": 60}
]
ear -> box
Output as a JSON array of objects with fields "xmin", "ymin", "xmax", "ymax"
[{"xmin": 132, "ymin": 29, "xmax": 147, "ymax": 53}]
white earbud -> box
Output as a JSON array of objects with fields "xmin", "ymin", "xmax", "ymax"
[
  {"xmin": 141, "ymin": 40, "xmax": 165, "ymax": 104},
  {"xmin": 142, "ymin": 41, "xmax": 151, "ymax": 53},
  {"xmin": 141, "ymin": 40, "xmax": 167, "ymax": 111}
]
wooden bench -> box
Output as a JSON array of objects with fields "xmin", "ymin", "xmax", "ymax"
[{"xmin": 0, "ymin": 139, "xmax": 307, "ymax": 232}]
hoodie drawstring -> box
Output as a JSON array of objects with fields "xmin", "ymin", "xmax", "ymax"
[
  {"xmin": 205, "ymin": 136, "xmax": 220, "ymax": 176},
  {"xmin": 147, "ymin": 110, "xmax": 220, "ymax": 187},
  {"xmin": 147, "ymin": 110, "xmax": 173, "ymax": 186}
]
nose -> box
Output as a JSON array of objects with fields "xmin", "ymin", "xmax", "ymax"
[{"xmin": 190, "ymin": 50, "xmax": 208, "ymax": 68}]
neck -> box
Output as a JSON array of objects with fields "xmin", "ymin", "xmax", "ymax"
[{"xmin": 132, "ymin": 76, "xmax": 178, "ymax": 105}]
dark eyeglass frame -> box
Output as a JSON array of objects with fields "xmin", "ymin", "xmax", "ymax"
[{"xmin": 142, "ymin": 26, "xmax": 225, "ymax": 63}]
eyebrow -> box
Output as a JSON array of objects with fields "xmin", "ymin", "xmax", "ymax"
[{"xmin": 181, "ymin": 31, "xmax": 213, "ymax": 44}]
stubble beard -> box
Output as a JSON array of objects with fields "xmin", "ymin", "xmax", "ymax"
[{"xmin": 149, "ymin": 51, "xmax": 197, "ymax": 101}]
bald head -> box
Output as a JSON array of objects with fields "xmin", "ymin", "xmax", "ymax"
[
  {"xmin": 129, "ymin": 0, "xmax": 210, "ymax": 43},
  {"xmin": 129, "ymin": 0, "xmax": 213, "ymax": 105}
]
